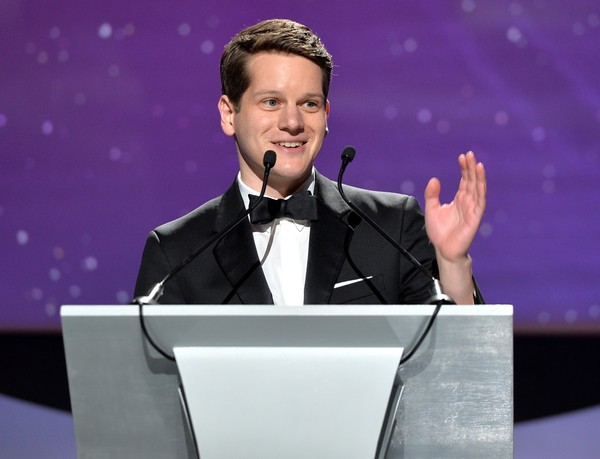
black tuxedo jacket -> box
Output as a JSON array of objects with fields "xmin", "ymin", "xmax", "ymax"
[{"xmin": 134, "ymin": 172, "xmax": 440, "ymax": 305}]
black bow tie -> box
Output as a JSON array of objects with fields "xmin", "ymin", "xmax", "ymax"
[{"xmin": 249, "ymin": 191, "xmax": 319, "ymax": 225}]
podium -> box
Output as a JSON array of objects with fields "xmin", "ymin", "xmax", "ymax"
[{"xmin": 61, "ymin": 305, "xmax": 513, "ymax": 458}]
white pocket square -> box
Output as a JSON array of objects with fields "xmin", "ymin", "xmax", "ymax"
[{"xmin": 334, "ymin": 276, "xmax": 374, "ymax": 289}]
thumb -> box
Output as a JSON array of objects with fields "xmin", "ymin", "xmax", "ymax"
[{"xmin": 424, "ymin": 177, "xmax": 441, "ymax": 211}]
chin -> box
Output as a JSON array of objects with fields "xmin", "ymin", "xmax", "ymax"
[
  {"xmin": 273, "ymin": 165, "xmax": 311, "ymax": 180},
  {"xmin": 275, "ymin": 156, "xmax": 314, "ymax": 172}
]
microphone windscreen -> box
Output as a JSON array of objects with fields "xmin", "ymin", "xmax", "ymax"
[
  {"xmin": 263, "ymin": 150, "xmax": 277, "ymax": 168},
  {"xmin": 341, "ymin": 145, "xmax": 356, "ymax": 163}
]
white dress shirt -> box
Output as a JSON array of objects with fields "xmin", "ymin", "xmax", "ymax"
[{"xmin": 237, "ymin": 171, "xmax": 315, "ymax": 306}]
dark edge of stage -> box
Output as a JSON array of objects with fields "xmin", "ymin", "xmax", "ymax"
[{"xmin": 1, "ymin": 331, "xmax": 599, "ymax": 422}]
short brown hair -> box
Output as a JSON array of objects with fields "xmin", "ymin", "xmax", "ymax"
[{"xmin": 220, "ymin": 19, "xmax": 333, "ymax": 109}]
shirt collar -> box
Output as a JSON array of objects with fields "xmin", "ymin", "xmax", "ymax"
[{"xmin": 237, "ymin": 168, "xmax": 316, "ymax": 210}]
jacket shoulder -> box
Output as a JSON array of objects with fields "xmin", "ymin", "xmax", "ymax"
[
  {"xmin": 338, "ymin": 182, "xmax": 423, "ymax": 222},
  {"xmin": 315, "ymin": 171, "xmax": 420, "ymax": 216},
  {"xmin": 153, "ymin": 194, "xmax": 223, "ymax": 240}
]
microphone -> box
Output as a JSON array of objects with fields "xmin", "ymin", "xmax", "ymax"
[
  {"xmin": 337, "ymin": 145, "xmax": 454, "ymax": 307},
  {"xmin": 133, "ymin": 150, "xmax": 277, "ymax": 306},
  {"xmin": 338, "ymin": 146, "xmax": 456, "ymax": 457},
  {"xmin": 132, "ymin": 150, "xmax": 276, "ymax": 361}
]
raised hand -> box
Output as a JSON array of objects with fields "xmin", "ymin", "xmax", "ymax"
[{"xmin": 424, "ymin": 151, "xmax": 487, "ymax": 264}]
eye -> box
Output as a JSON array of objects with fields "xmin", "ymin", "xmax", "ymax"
[
  {"xmin": 263, "ymin": 98, "xmax": 279, "ymax": 108},
  {"xmin": 303, "ymin": 100, "xmax": 321, "ymax": 111}
]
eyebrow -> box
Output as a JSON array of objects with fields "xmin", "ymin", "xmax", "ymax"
[{"xmin": 252, "ymin": 90, "xmax": 325, "ymax": 100}]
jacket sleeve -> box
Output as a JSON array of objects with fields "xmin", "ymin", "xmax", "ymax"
[{"xmin": 133, "ymin": 230, "xmax": 187, "ymax": 304}]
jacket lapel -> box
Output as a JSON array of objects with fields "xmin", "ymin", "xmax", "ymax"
[
  {"xmin": 304, "ymin": 172, "xmax": 353, "ymax": 304},
  {"xmin": 213, "ymin": 180, "xmax": 273, "ymax": 304},
  {"xmin": 212, "ymin": 173, "xmax": 352, "ymax": 305}
]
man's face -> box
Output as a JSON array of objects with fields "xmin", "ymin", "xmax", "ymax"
[{"xmin": 219, "ymin": 52, "xmax": 330, "ymax": 197}]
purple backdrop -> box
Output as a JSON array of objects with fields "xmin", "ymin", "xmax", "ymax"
[{"xmin": 1, "ymin": 0, "xmax": 599, "ymax": 330}]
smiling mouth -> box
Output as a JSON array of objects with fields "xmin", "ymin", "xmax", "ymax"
[{"xmin": 276, "ymin": 141, "xmax": 305, "ymax": 148}]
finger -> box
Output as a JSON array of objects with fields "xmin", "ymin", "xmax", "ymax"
[
  {"xmin": 457, "ymin": 154, "xmax": 468, "ymax": 196},
  {"xmin": 466, "ymin": 152, "xmax": 485, "ymax": 198},
  {"xmin": 475, "ymin": 161, "xmax": 487, "ymax": 212},
  {"xmin": 457, "ymin": 152, "xmax": 475, "ymax": 203},
  {"xmin": 424, "ymin": 177, "xmax": 441, "ymax": 210},
  {"xmin": 464, "ymin": 151, "xmax": 477, "ymax": 191}
]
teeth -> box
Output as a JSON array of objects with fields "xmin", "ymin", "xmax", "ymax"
[{"xmin": 278, "ymin": 142, "xmax": 303, "ymax": 148}]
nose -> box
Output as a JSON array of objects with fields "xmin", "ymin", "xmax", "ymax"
[{"xmin": 278, "ymin": 105, "xmax": 304, "ymax": 134}]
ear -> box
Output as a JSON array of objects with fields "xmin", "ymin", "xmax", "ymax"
[
  {"xmin": 218, "ymin": 95, "xmax": 235, "ymax": 137},
  {"xmin": 324, "ymin": 100, "xmax": 331, "ymax": 136}
]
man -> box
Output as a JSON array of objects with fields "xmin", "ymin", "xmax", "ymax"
[{"xmin": 134, "ymin": 19, "xmax": 486, "ymax": 305}]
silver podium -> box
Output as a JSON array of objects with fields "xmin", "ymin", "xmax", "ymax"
[{"xmin": 61, "ymin": 305, "xmax": 513, "ymax": 458}]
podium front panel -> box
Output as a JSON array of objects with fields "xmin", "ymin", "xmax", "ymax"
[{"xmin": 61, "ymin": 304, "xmax": 513, "ymax": 458}]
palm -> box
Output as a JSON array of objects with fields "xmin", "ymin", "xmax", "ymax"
[{"xmin": 424, "ymin": 152, "xmax": 486, "ymax": 262}]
